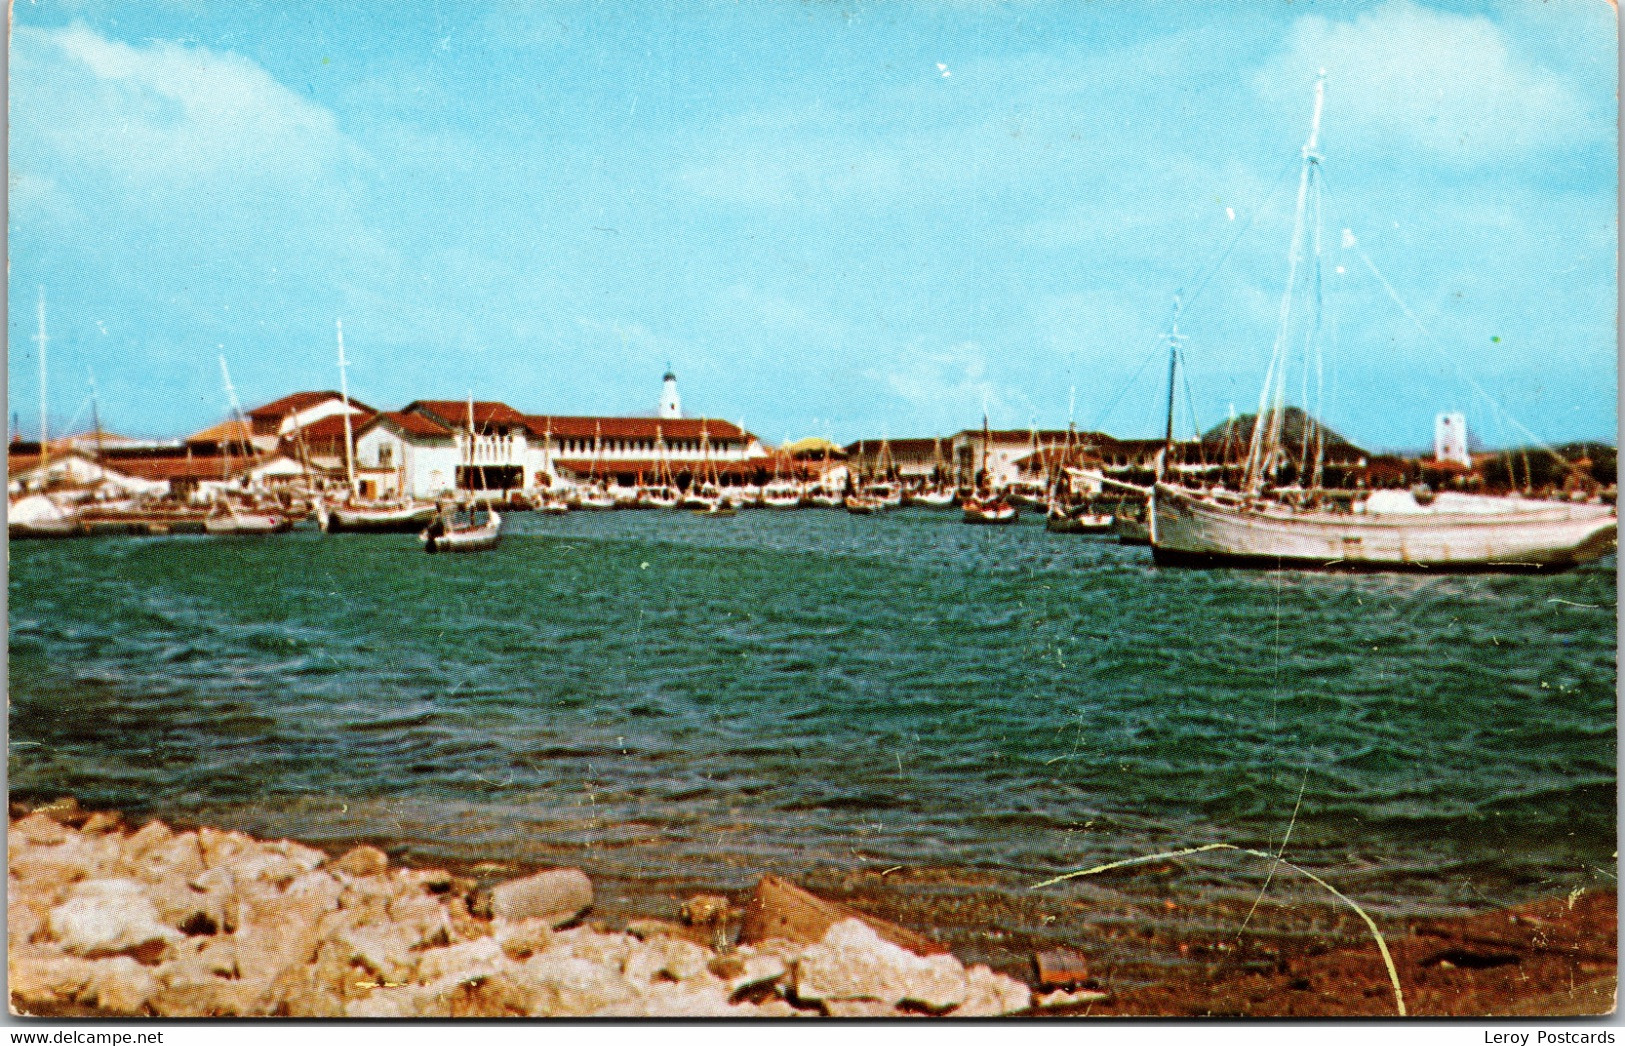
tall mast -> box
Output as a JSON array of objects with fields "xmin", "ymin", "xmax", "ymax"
[
  {"xmin": 219, "ymin": 354, "xmax": 248, "ymax": 488},
  {"xmin": 336, "ymin": 320, "xmax": 357, "ymax": 496},
  {"xmin": 1244, "ymin": 71, "xmax": 1325, "ymax": 495},
  {"xmin": 1163, "ymin": 298, "xmax": 1185, "ymax": 458},
  {"xmin": 88, "ymin": 368, "xmax": 104, "ymax": 464},
  {"xmin": 35, "ymin": 288, "xmax": 48, "ymax": 476}
]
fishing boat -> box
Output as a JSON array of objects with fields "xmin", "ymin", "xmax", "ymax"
[
  {"xmin": 9, "ymin": 493, "xmax": 82, "ymax": 539},
  {"xmin": 318, "ymin": 499, "xmax": 438, "ymax": 533},
  {"xmin": 532, "ymin": 491, "xmax": 571, "ymax": 514},
  {"xmin": 206, "ymin": 502, "xmax": 294, "ymax": 536},
  {"xmin": 421, "ymin": 506, "xmax": 502, "ymax": 553},
  {"xmin": 573, "ymin": 486, "xmax": 617, "ymax": 511},
  {"xmin": 318, "ymin": 321, "xmax": 437, "ymax": 533},
  {"xmin": 1113, "ymin": 499, "xmax": 1152, "ymax": 546},
  {"xmin": 844, "ymin": 492, "xmax": 885, "ymax": 515},
  {"xmin": 204, "ymin": 356, "xmax": 292, "ymax": 536},
  {"xmin": 636, "ymin": 484, "xmax": 681, "ymax": 509},
  {"xmin": 1045, "ymin": 501, "xmax": 1114, "ymax": 535},
  {"xmin": 761, "ymin": 481, "xmax": 803, "ymax": 509},
  {"xmin": 1149, "ymin": 76, "xmax": 1616, "ymax": 572},
  {"xmin": 421, "ymin": 395, "xmax": 504, "ymax": 553},
  {"xmin": 962, "ymin": 414, "xmax": 1018, "ymax": 525},
  {"xmin": 691, "ymin": 501, "xmax": 737, "ymax": 518}
]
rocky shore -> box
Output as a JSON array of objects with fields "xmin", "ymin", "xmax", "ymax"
[
  {"xmin": 10, "ymin": 800, "xmax": 1615, "ymax": 1019},
  {"xmin": 8, "ymin": 801, "xmax": 1051, "ymax": 1018}
]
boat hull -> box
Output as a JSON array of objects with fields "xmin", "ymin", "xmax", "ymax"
[
  {"xmin": 1151, "ymin": 483, "xmax": 1617, "ymax": 572},
  {"xmin": 322, "ymin": 504, "xmax": 438, "ymax": 534},
  {"xmin": 422, "ymin": 511, "xmax": 502, "ymax": 553}
]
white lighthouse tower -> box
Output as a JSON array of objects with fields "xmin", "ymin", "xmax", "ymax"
[
  {"xmin": 659, "ymin": 367, "xmax": 682, "ymax": 420},
  {"xmin": 1435, "ymin": 412, "xmax": 1470, "ymax": 466}
]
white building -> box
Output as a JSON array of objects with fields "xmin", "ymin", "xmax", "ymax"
[
  {"xmin": 1435, "ymin": 412, "xmax": 1470, "ymax": 467},
  {"xmin": 659, "ymin": 369, "xmax": 682, "ymax": 420}
]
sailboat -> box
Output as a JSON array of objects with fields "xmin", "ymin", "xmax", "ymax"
[
  {"xmin": 421, "ymin": 396, "xmax": 502, "ymax": 553},
  {"xmin": 1149, "ymin": 77, "xmax": 1616, "ymax": 571},
  {"xmin": 574, "ymin": 422, "xmax": 618, "ymax": 510},
  {"xmin": 317, "ymin": 321, "xmax": 437, "ymax": 534},
  {"xmin": 962, "ymin": 414, "xmax": 1018, "ymax": 525},
  {"xmin": 204, "ymin": 355, "xmax": 292, "ymax": 536}
]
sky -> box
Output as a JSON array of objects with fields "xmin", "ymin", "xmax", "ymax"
[{"xmin": 7, "ymin": 0, "xmax": 1618, "ymax": 452}]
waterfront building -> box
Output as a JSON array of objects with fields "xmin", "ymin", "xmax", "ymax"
[{"xmin": 1435, "ymin": 412, "xmax": 1470, "ymax": 467}]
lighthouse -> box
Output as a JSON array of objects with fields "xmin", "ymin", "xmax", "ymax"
[{"xmin": 659, "ymin": 367, "xmax": 682, "ymax": 420}]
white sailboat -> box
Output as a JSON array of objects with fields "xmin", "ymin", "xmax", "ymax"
[
  {"xmin": 962, "ymin": 414, "xmax": 1018, "ymax": 525},
  {"xmin": 204, "ymin": 355, "xmax": 292, "ymax": 536},
  {"xmin": 421, "ymin": 395, "xmax": 503, "ymax": 553},
  {"xmin": 1149, "ymin": 76, "xmax": 1616, "ymax": 572},
  {"xmin": 10, "ymin": 291, "xmax": 83, "ymax": 539}
]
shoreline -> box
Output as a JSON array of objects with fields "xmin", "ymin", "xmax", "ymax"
[{"xmin": 8, "ymin": 799, "xmax": 1615, "ymax": 1018}]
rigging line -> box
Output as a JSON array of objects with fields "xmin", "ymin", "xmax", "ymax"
[
  {"xmin": 1087, "ymin": 333, "xmax": 1166, "ymax": 432},
  {"xmin": 1353, "ymin": 245, "xmax": 1575, "ymax": 468},
  {"xmin": 1084, "ymin": 155, "xmax": 1300, "ymax": 437}
]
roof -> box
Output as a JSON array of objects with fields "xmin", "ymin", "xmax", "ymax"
[
  {"xmin": 555, "ymin": 457, "xmax": 810, "ymax": 477},
  {"xmin": 292, "ymin": 412, "xmax": 378, "ymax": 442},
  {"xmin": 780, "ymin": 436, "xmax": 847, "ymax": 458},
  {"xmin": 845, "ymin": 437, "xmax": 951, "ymax": 458},
  {"xmin": 247, "ymin": 391, "xmax": 375, "ymax": 420},
  {"xmin": 524, "ymin": 415, "xmax": 753, "ymax": 443},
  {"xmin": 359, "ymin": 411, "xmax": 455, "ymax": 441},
  {"xmin": 102, "ymin": 455, "xmax": 264, "ymax": 482},
  {"xmin": 405, "ymin": 400, "xmax": 531, "ymax": 430},
  {"xmin": 184, "ymin": 419, "xmax": 257, "ymax": 446}
]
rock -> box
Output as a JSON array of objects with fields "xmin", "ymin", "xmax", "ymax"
[
  {"xmin": 9, "ymin": 895, "xmax": 46, "ymax": 946},
  {"xmin": 825, "ymin": 999, "xmax": 902, "ymax": 1017},
  {"xmin": 124, "ymin": 820, "xmax": 174, "ymax": 857},
  {"xmin": 13, "ymin": 812, "xmax": 70, "ymax": 846},
  {"xmin": 594, "ymin": 981, "xmax": 746, "ymax": 1018},
  {"xmin": 739, "ymin": 875, "xmax": 947, "ymax": 956},
  {"xmin": 681, "ymin": 893, "xmax": 732, "ymax": 927},
  {"xmin": 82, "ymin": 955, "xmax": 159, "ymax": 1013},
  {"xmin": 493, "ymin": 917, "xmax": 556, "ymax": 960},
  {"xmin": 489, "ymin": 868, "xmax": 592, "ymax": 927},
  {"xmin": 516, "ymin": 950, "xmax": 637, "ymax": 1016},
  {"xmin": 1033, "ymin": 987, "xmax": 1109, "ymax": 1010},
  {"xmin": 1034, "ymin": 946, "xmax": 1090, "ymax": 989},
  {"xmin": 717, "ymin": 951, "xmax": 788, "ymax": 999},
  {"xmin": 345, "ymin": 986, "xmax": 431, "ymax": 1018},
  {"xmin": 149, "ymin": 978, "xmax": 267, "ymax": 1018},
  {"xmin": 331, "ymin": 845, "xmax": 389, "ymax": 878},
  {"xmin": 35, "ymin": 797, "xmax": 84, "ymax": 825},
  {"xmin": 268, "ymin": 965, "xmax": 345, "ymax": 1018},
  {"xmin": 80, "ymin": 811, "xmax": 124, "ymax": 835},
  {"xmin": 388, "ymin": 890, "xmax": 453, "ymax": 944},
  {"xmin": 48, "ymin": 878, "xmax": 181, "ymax": 957},
  {"xmin": 416, "ymin": 937, "xmax": 508, "ymax": 985},
  {"xmin": 953, "ymin": 964, "xmax": 1032, "ymax": 1017},
  {"xmin": 552, "ymin": 925, "xmax": 633, "ymax": 969},
  {"xmin": 626, "ymin": 917, "xmax": 709, "ymax": 945},
  {"xmin": 336, "ymin": 924, "xmax": 419, "ymax": 983},
  {"xmin": 624, "ymin": 934, "xmax": 715, "ymax": 984},
  {"xmin": 794, "ymin": 918, "xmax": 969, "ymax": 1013},
  {"xmin": 125, "ymin": 832, "xmax": 205, "ymax": 886},
  {"xmin": 7, "ymin": 946, "xmax": 97, "ymax": 1005}
]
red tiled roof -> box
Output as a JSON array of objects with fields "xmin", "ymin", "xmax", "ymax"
[
  {"xmin": 554, "ymin": 457, "xmax": 805, "ymax": 478},
  {"xmin": 360, "ymin": 411, "xmax": 454, "ymax": 440},
  {"xmin": 525, "ymin": 416, "xmax": 752, "ymax": 443},
  {"xmin": 405, "ymin": 400, "xmax": 530, "ymax": 430},
  {"xmin": 185, "ymin": 419, "xmax": 256, "ymax": 446},
  {"xmin": 292, "ymin": 412, "xmax": 378, "ymax": 442},
  {"xmin": 105, "ymin": 455, "xmax": 263, "ymax": 482},
  {"xmin": 8, "ymin": 453, "xmax": 42, "ymax": 478},
  {"xmin": 247, "ymin": 391, "xmax": 376, "ymax": 420}
]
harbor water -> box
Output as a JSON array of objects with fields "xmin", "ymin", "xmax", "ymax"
[{"xmin": 8, "ymin": 509, "xmax": 1616, "ymax": 973}]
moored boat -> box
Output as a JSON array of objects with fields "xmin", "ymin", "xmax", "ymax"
[
  {"xmin": 421, "ymin": 507, "xmax": 502, "ymax": 553},
  {"xmin": 319, "ymin": 500, "xmax": 439, "ymax": 533},
  {"xmin": 962, "ymin": 492, "xmax": 1018, "ymax": 525}
]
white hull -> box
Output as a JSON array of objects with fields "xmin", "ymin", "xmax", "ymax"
[
  {"xmin": 1151, "ymin": 483, "xmax": 1616, "ymax": 571},
  {"xmin": 422, "ymin": 510, "xmax": 502, "ymax": 553},
  {"xmin": 206, "ymin": 512, "xmax": 291, "ymax": 536},
  {"xmin": 321, "ymin": 502, "xmax": 438, "ymax": 533}
]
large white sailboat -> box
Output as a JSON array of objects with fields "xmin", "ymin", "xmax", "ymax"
[{"xmin": 1149, "ymin": 77, "xmax": 1616, "ymax": 572}]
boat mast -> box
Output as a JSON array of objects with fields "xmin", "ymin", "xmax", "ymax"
[
  {"xmin": 337, "ymin": 320, "xmax": 357, "ymax": 497},
  {"xmin": 1163, "ymin": 298, "xmax": 1184, "ymax": 460},
  {"xmin": 88, "ymin": 367, "xmax": 104, "ymax": 466},
  {"xmin": 1244, "ymin": 72, "xmax": 1325, "ymax": 495},
  {"xmin": 36, "ymin": 288, "xmax": 48, "ymax": 479}
]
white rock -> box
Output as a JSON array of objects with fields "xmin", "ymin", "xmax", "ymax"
[
  {"xmin": 517, "ymin": 951, "xmax": 636, "ymax": 1016},
  {"xmin": 490, "ymin": 868, "xmax": 592, "ymax": 926},
  {"xmin": 416, "ymin": 937, "xmax": 508, "ymax": 985},
  {"xmin": 336, "ymin": 924, "xmax": 419, "ymax": 983},
  {"xmin": 952, "ymin": 963, "xmax": 1033, "ymax": 1016},
  {"xmin": 624, "ymin": 934, "xmax": 714, "ymax": 985},
  {"xmin": 7, "ymin": 946, "xmax": 97, "ymax": 1003},
  {"xmin": 794, "ymin": 918, "xmax": 968, "ymax": 1012},
  {"xmin": 722, "ymin": 951, "xmax": 789, "ymax": 997},
  {"xmin": 493, "ymin": 917, "xmax": 556, "ymax": 960},
  {"xmin": 83, "ymin": 955, "xmax": 160, "ymax": 1013},
  {"xmin": 48, "ymin": 878, "xmax": 181, "ymax": 956}
]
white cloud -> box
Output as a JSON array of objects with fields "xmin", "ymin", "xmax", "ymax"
[
  {"xmin": 1257, "ymin": 1, "xmax": 1604, "ymax": 161},
  {"xmin": 868, "ymin": 342, "xmax": 1030, "ymax": 428}
]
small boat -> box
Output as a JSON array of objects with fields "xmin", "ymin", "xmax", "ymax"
[
  {"xmin": 206, "ymin": 502, "xmax": 293, "ymax": 535},
  {"xmin": 637, "ymin": 485, "xmax": 682, "ymax": 509},
  {"xmin": 905, "ymin": 485, "xmax": 957, "ymax": 508},
  {"xmin": 1113, "ymin": 500, "xmax": 1152, "ymax": 545},
  {"xmin": 421, "ymin": 507, "xmax": 502, "ymax": 553},
  {"xmin": 761, "ymin": 482, "xmax": 803, "ymax": 510},
  {"xmin": 532, "ymin": 492, "xmax": 571, "ymax": 515},
  {"xmin": 318, "ymin": 499, "xmax": 439, "ymax": 534},
  {"xmin": 573, "ymin": 487, "xmax": 618, "ymax": 511},
  {"xmin": 678, "ymin": 483, "xmax": 724, "ymax": 512},
  {"xmin": 1046, "ymin": 502, "xmax": 1114, "ymax": 535},
  {"xmin": 692, "ymin": 502, "xmax": 737, "ymax": 518},
  {"xmin": 962, "ymin": 492, "xmax": 1018, "ymax": 525},
  {"xmin": 845, "ymin": 493, "xmax": 885, "ymax": 515},
  {"xmin": 8, "ymin": 494, "xmax": 82, "ymax": 539},
  {"xmin": 805, "ymin": 489, "xmax": 844, "ymax": 509}
]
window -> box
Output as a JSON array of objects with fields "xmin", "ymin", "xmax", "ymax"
[{"xmin": 378, "ymin": 444, "xmax": 394, "ymax": 468}]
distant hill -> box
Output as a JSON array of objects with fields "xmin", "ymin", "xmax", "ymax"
[{"xmin": 1199, "ymin": 407, "xmax": 1366, "ymax": 459}]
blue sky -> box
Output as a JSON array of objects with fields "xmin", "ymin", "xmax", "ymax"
[{"xmin": 8, "ymin": 0, "xmax": 1617, "ymax": 451}]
